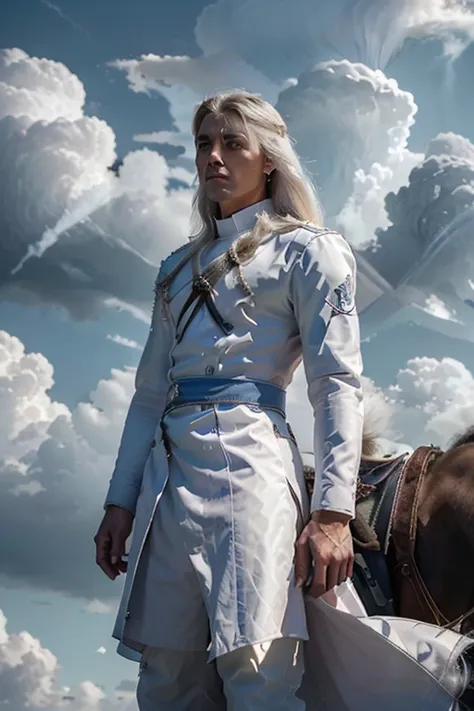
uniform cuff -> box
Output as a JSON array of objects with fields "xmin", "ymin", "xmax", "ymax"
[
  {"xmin": 310, "ymin": 487, "xmax": 356, "ymax": 519},
  {"xmin": 104, "ymin": 482, "xmax": 140, "ymax": 515}
]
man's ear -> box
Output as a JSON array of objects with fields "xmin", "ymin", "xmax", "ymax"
[{"xmin": 263, "ymin": 157, "xmax": 274, "ymax": 175}]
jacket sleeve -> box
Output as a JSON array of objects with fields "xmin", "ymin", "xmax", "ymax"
[
  {"xmin": 104, "ymin": 265, "xmax": 173, "ymax": 515},
  {"xmin": 290, "ymin": 230, "xmax": 364, "ymax": 518}
]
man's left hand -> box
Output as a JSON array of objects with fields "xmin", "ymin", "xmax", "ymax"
[{"xmin": 294, "ymin": 510, "xmax": 354, "ymax": 598}]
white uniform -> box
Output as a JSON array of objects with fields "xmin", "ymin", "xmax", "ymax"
[{"xmin": 104, "ymin": 199, "xmax": 472, "ymax": 710}]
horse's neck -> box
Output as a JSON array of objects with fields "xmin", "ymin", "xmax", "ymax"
[{"xmin": 416, "ymin": 445, "xmax": 474, "ymax": 631}]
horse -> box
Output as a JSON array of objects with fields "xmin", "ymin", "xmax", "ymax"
[{"xmin": 302, "ymin": 426, "xmax": 474, "ymax": 637}]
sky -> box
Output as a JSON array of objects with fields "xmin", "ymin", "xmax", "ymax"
[{"xmin": 2, "ymin": 0, "xmax": 474, "ymax": 708}]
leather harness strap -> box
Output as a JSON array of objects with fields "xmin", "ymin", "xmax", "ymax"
[{"xmin": 391, "ymin": 445, "xmax": 449, "ymax": 626}]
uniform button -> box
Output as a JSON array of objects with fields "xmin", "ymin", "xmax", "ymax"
[
  {"xmin": 205, "ymin": 365, "xmax": 215, "ymax": 375},
  {"xmin": 125, "ymin": 611, "xmax": 131, "ymax": 619}
]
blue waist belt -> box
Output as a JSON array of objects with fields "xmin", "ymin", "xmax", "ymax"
[{"xmin": 164, "ymin": 377, "xmax": 286, "ymax": 418}]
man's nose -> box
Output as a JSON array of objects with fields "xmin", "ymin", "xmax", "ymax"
[{"xmin": 208, "ymin": 143, "xmax": 224, "ymax": 164}]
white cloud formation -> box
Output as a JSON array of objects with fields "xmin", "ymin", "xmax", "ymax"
[
  {"xmin": 106, "ymin": 334, "xmax": 142, "ymax": 351},
  {"xmin": 195, "ymin": 0, "xmax": 474, "ymax": 74},
  {"xmin": 0, "ymin": 330, "xmax": 134, "ymax": 599},
  {"xmin": 119, "ymin": 52, "xmax": 279, "ymax": 160},
  {"xmin": 111, "ymin": 1, "xmax": 474, "ymax": 258},
  {"xmin": 130, "ymin": 56, "xmax": 423, "ymax": 233},
  {"xmin": 386, "ymin": 356, "xmax": 474, "ymax": 447},
  {"xmin": 335, "ymin": 149, "xmax": 424, "ymax": 249},
  {"xmin": 0, "ymin": 331, "xmax": 69, "ymax": 463},
  {"xmin": 367, "ymin": 131, "xmax": 474, "ymax": 302},
  {"xmin": 421, "ymin": 294, "xmax": 463, "ymax": 323},
  {"xmin": 0, "ymin": 49, "xmax": 191, "ymax": 319},
  {"xmin": 276, "ymin": 59, "xmax": 422, "ymax": 219},
  {"xmin": 119, "ymin": 0, "xmax": 474, "ymax": 102},
  {"xmin": 0, "ymin": 608, "xmax": 136, "ymax": 710},
  {"xmin": 116, "ymin": 0, "xmax": 474, "ymax": 170}
]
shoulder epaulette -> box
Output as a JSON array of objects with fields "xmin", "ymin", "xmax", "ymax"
[
  {"xmin": 170, "ymin": 240, "xmax": 194, "ymax": 258},
  {"xmin": 157, "ymin": 239, "xmax": 193, "ymax": 277}
]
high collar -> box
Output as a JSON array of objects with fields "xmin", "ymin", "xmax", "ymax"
[{"xmin": 214, "ymin": 199, "xmax": 274, "ymax": 239}]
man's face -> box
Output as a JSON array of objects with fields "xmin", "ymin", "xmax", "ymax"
[{"xmin": 195, "ymin": 112, "xmax": 270, "ymax": 218}]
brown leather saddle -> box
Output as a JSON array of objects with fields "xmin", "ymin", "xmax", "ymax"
[{"xmin": 303, "ymin": 452, "xmax": 409, "ymax": 616}]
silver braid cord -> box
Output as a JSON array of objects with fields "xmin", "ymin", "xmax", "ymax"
[
  {"xmin": 227, "ymin": 243, "xmax": 254, "ymax": 298},
  {"xmin": 153, "ymin": 280, "xmax": 170, "ymax": 322}
]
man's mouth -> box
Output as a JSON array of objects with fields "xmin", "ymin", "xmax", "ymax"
[{"xmin": 206, "ymin": 174, "xmax": 229, "ymax": 181}]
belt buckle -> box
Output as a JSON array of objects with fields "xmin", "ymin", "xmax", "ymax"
[{"xmin": 173, "ymin": 383, "xmax": 180, "ymax": 399}]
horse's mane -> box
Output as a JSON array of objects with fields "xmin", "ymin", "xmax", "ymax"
[
  {"xmin": 361, "ymin": 388, "xmax": 391, "ymax": 459},
  {"xmin": 362, "ymin": 431, "xmax": 379, "ymax": 457},
  {"xmin": 362, "ymin": 416, "xmax": 474, "ymax": 457},
  {"xmin": 447, "ymin": 426, "xmax": 474, "ymax": 452}
]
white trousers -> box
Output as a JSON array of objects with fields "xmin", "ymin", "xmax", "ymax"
[{"xmin": 136, "ymin": 638, "xmax": 305, "ymax": 711}]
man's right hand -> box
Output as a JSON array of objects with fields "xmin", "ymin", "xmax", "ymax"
[{"xmin": 94, "ymin": 506, "xmax": 134, "ymax": 580}]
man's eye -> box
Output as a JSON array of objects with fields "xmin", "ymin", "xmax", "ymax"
[
  {"xmin": 197, "ymin": 141, "xmax": 210, "ymax": 151},
  {"xmin": 227, "ymin": 140, "xmax": 242, "ymax": 149}
]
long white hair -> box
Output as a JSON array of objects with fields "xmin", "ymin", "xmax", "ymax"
[
  {"xmin": 191, "ymin": 90, "xmax": 324, "ymax": 241},
  {"xmin": 156, "ymin": 91, "xmax": 324, "ymax": 292}
]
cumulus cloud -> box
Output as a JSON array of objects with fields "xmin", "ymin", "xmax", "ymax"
[
  {"xmin": 276, "ymin": 60, "xmax": 422, "ymax": 219},
  {"xmin": 111, "ymin": 1, "xmax": 474, "ymax": 252},
  {"xmin": 335, "ymin": 149, "xmax": 424, "ymax": 249},
  {"xmin": 116, "ymin": 53, "xmax": 425, "ymax": 237},
  {"xmin": 116, "ymin": 0, "xmax": 474, "ymax": 170},
  {"xmin": 379, "ymin": 353, "xmax": 474, "ymax": 452},
  {"xmin": 368, "ymin": 131, "xmax": 474, "ymax": 303},
  {"xmin": 0, "ymin": 330, "xmax": 134, "ymax": 599},
  {"xmin": 0, "ymin": 49, "xmax": 191, "ymax": 320},
  {"xmin": 386, "ymin": 356, "xmax": 474, "ymax": 447},
  {"xmin": 0, "ymin": 331, "xmax": 69, "ymax": 463},
  {"xmin": 0, "ymin": 608, "xmax": 136, "ymax": 710},
  {"xmin": 131, "ymin": 57, "xmax": 423, "ymax": 234}
]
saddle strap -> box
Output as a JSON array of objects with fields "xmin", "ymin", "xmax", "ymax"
[{"xmin": 391, "ymin": 445, "xmax": 446, "ymax": 625}]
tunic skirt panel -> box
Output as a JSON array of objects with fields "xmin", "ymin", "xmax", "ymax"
[{"xmin": 121, "ymin": 403, "xmax": 310, "ymax": 660}]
